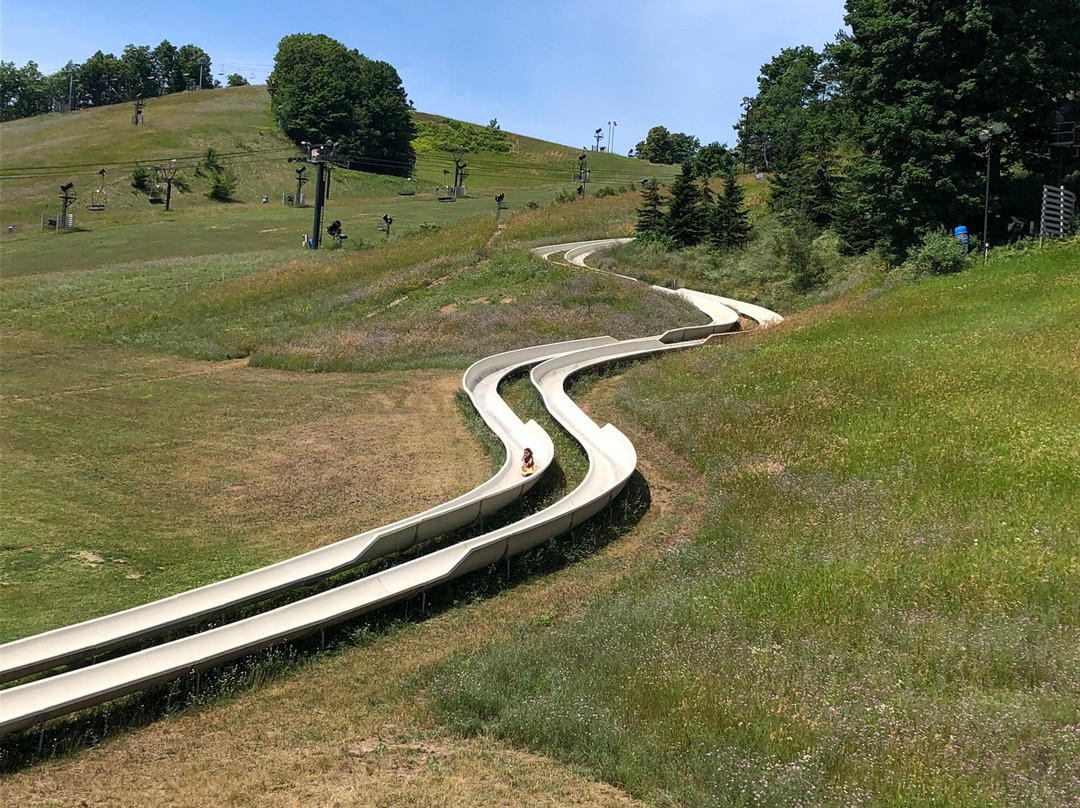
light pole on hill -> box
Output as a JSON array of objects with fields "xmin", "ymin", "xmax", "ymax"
[
  {"xmin": 978, "ymin": 121, "xmax": 1004, "ymax": 263},
  {"xmin": 66, "ymin": 61, "xmax": 76, "ymax": 112}
]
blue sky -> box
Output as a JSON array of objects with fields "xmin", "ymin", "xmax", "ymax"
[{"xmin": 0, "ymin": 0, "xmax": 847, "ymax": 151}]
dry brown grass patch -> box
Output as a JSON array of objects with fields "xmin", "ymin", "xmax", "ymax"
[{"xmin": 0, "ymin": 372, "xmax": 690, "ymax": 807}]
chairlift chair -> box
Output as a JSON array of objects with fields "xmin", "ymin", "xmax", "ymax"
[
  {"xmin": 148, "ymin": 183, "xmax": 165, "ymax": 205},
  {"xmin": 87, "ymin": 169, "xmax": 108, "ymax": 211},
  {"xmin": 398, "ymin": 177, "xmax": 418, "ymax": 196}
]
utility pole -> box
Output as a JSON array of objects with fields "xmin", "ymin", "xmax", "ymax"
[
  {"xmin": 153, "ymin": 160, "xmax": 179, "ymax": 211},
  {"xmin": 196, "ymin": 55, "xmax": 209, "ymax": 91},
  {"xmin": 594, "ymin": 128, "xmax": 604, "ymax": 152},
  {"xmin": 495, "ymin": 192, "xmax": 507, "ymax": 222},
  {"xmin": 66, "ymin": 61, "xmax": 76, "ymax": 113},
  {"xmin": 311, "ymin": 159, "xmax": 327, "ymax": 248},
  {"xmin": 609, "ymin": 121, "xmax": 617, "ymax": 154}
]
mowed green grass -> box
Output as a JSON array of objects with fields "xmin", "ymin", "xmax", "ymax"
[
  {"xmin": 426, "ymin": 241, "xmax": 1080, "ymax": 807},
  {"xmin": 0, "ymin": 328, "xmax": 502, "ymax": 641}
]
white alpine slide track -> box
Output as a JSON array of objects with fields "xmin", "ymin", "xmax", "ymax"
[{"xmin": 0, "ymin": 239, "xmax": 781, "ymax": 737}]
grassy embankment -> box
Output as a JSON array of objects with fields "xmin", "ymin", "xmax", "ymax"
[
  {"xmin": 427, "ymin": 240, "xmax": 1080, "ymax": 807},
  {"xmin": 4, "ymin": 240, "xmax": 1075, "ymax": 807}
]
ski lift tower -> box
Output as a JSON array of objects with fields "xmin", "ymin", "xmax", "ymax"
[
  {"xmin": 152, "ymin": 160, "xmax": 179, "ymax": 211},
  {"xmin": 289, "ymin": 142, "xmax": 348, "ymax": 248}
]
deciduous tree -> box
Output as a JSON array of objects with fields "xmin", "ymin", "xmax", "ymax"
[
  {"xmin": 268, "ymin": 33, "xmax": 415, "ymax": 175},
  {"xmin": 837, "ymin": 0, "xmax": 1080, "ymax": 257}
]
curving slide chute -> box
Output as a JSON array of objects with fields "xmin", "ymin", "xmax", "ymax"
[
  {"xmin": 0, "ymin": 240, "xmax": 780, "ymax": 736},
  {"xmin": 0, "ymin": 338, "xmax": 614, "ymax": 684}
]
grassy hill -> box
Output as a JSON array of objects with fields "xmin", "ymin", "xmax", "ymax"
[
  {"xmin": 0, "ymin": 87, "xmax": 669, "ymax": 233},
  {"xmin": 1, "ymin": 87, "xmax": 1078, "ymax": 808},
  {"xmin": 0, "ymin": 86, "xmax": 672, "ymax": 271}
]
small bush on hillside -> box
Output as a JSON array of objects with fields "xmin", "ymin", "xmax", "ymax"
[
  {"xmin": 131, "ymin": 164, "xmax": 153, "ymax": 195},
  {"xmin": 206, "ymin": 168, "xmax": 239, "ymax": 202},
  {"xmin": 774, "ymin": 217, "xmax": 829, "ymax": 291},
  {"xmin": 403, "ymin": 222, "xmax": 441, "ymax": 237},
  {"xmin": 594, "ymin": 185, "xmax": 627, "ymax": 198},
  {"xmin": 903, "ymin": 229, "xmax": 969, "ymax": 276},
  {"xmin": 413, "ymin": 118, "xmax": 511, "ymax": 154},
  {"xmin": 553, "ymin": 188, "xmax": 578, "ymax": 205},
  {"xmin": 196, "ymin": 148, "xmax": 224, "ymax": 178}
]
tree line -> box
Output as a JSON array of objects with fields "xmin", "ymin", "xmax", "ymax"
[
  {"xmin": 735, "ymin": 0, "xmax": 1080, "ymax": 260},
  {"xmin": 0, "ymin": 41, "xmax": 248, "ymax": 121},
  {"xmin": 636, "ymin": 0, "xmax": 1079, "ymax": 263}
]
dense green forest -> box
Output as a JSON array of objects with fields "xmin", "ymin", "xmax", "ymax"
[
  {"xmin": 636, "ymin": 0, "xmax": 1080, "ymax": 262},
  {"xmin": 0, "ymin": 41, "xmax": 218, "ymax": 118}
]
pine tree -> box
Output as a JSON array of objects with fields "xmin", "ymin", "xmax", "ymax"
[
  {"xmin": 709, "ymin": 169, "xmax": 750, "ymax": 250},
  {"xmin": 665, "ymin": 163, "xmax": 707, "ymax": 248},
  {"xmin": 635, "ymin": 179, "xmax": 667, "ymax": 241}
]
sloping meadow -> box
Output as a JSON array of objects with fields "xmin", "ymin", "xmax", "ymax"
[{"xmin": 1, "ymin": 204, "xmax": 701, "ymax": 370}]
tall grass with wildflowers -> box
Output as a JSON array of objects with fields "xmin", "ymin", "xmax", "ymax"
[{"xmin": 428, "ymin": 240, "xmax": 1080, "ymax": 807}]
